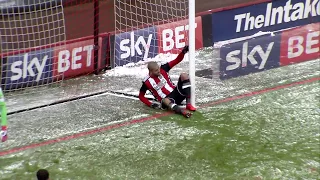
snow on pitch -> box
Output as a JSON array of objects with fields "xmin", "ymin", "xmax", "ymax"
[{"xmin": 103, "ymin": 53, "xmax": 181, "ymax": 78}]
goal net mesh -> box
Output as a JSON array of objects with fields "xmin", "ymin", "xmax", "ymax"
[
  {"xmin": 0, "ymin": 0, "xmax": 66, "ymax": 93},
  {"xmin": 113, "ymin": 0, "xmax": 190, "ymax": 68}
]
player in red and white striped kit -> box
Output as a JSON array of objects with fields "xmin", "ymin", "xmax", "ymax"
[{"xmin": 138, "ymin": 45, "xmax": 196, "ymax": 118}]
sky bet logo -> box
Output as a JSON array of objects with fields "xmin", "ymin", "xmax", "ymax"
[
  {"xmin": 10, "ymin": 53, "xmax": 48, "ymax": 82},
  {"xmin": 219, "ymin": 33, "xmax": 281, "ymax": 80},
  {"xmin": 119, "ymin": 31, "xmax": 152, "ymax": 60},
  {"xmin": 234, "ymin": 0, "xmax": 320, "ymax": 32},
  {"xmin": 2, "ymin": 48, "xmax": 54, "ymax": 90},
  {"xmin": 225, "ymin": 41, "xmax": 274, "ymax": 71},
  {"xmin": 115, "ymin": 26, "xmax": 158, "ymax": 66}
]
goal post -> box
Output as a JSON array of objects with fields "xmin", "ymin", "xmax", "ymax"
[
  {"xmin": 113, "ymin": 0, "xmax": 196, "ymax": 106},
  {"xmin": 189, "ymin": 0, "xmax": 196, "ymax": 107}
]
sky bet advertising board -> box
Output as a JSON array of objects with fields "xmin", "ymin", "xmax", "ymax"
[
  {"xmin": 212, "ymin": 0, "xmax": 320, "ymax": 42},
  {"xmin": 279, "ymin": 22, "xmax": 320, "ymax": 66},
  {"xmin": 114, "ymin": 26, "xmax": 159, "ymax": 67},
  {"xmin": 219, "ymin": 33, "xmax": 281, "ymax": 80},
  {"xmin": 157, "ymin": 16, "xmax": 203, "ymax": 54},
  {"xmin": 112, "ymin": 17, "xmax": 204, "ymax": 67},
  {"xmin": 1, "ymin": 37, "xmax": 103, "ymax": 91},
  {"xmin": 1, "ymin": 48, "xmax": 54, "ymax": 90},
  {"xmin": 53, "ymin": 39, "xmax": 96, "ymax": 79}
]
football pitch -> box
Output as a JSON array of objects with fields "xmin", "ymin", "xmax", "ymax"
[
  {"xmin": 0, "ymin": 79, "xmax": 319, "ymax": 179},
  {"xmin": 0, "ymin": 47, "xmax": 319, "ymax": 179}
]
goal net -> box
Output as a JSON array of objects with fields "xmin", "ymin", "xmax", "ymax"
[
  {"xmin": 113, "ymin": 0, "xmax": 196, "ymax": 105},
  {"xmin": 0, "ymin": 0, "xmax": 66, "ymax": 93},
  {"xmin": 0, "ymin": 1, "xmax": 114, "ymax": 114},
  {"xmin": 113, "ymin": 0, "xmax": 190, "ymax": 67}
]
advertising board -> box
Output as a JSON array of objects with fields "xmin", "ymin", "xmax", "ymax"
[
  {"xmin": 114, "ymin": 26, "xmax": 159, "ymax": 66},
  {"xmin": 157, "ymin": 16, "xmax": 203, "ymax": 54},
  {"xmin": 212, "ymin": 0, "xmax": 320, "ymax": 42},
  {"xmin": 219, "ymin": 33, "xmax": 281, "ymax": 80},
  {"xmin": 53, "ymin": 39, "xmax": 96, "ymax": 79},
  {"xmin": 2, "ymin": 48, "xmax": 54, "ymax": 90},
  {"xmin": 280, "ymin": 22, "xmax": 320, "ymax": 66}
]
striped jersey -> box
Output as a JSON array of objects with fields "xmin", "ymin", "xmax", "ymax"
[{"xmin": 140, "ymin": 63, "xmax": 175, "ymax": 102}]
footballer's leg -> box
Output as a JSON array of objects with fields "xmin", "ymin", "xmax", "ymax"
[
  {"xmin": 177, "ymin": 73, "xmax": 196, "ymax": 111},
  {"xmin": 162, "ymin": 98, "xmax": 192, "ymax": 118}
]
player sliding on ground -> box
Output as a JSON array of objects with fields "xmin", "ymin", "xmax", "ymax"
[
  {"xmin": 139, "ymin": 45, "xmax": 196, "ymax": 118},
  {"xmin": 0, "ymin": 87, "xmax": 8, "ymax": 142}
]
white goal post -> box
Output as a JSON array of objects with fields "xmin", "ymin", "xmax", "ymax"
[{"xmin": 189, "ymin": 0, "xmax": 196, "ymax": 107}]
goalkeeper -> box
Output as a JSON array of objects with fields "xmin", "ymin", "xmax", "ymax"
[
  {"xmin": 138, "ymin": 45, "xmax": 196, "ymax": 118},
  {"xmin": 0, "ymin": 87, "xmax": 8, "ymax": 142}
]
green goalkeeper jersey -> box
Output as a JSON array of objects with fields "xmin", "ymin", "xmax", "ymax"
[{"xmin": 0, "ymin": 87, "xmax": 7, "ymax": 128}]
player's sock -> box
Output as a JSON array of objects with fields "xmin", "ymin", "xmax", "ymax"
[
  {"xmin": 186, "ymin": 97, "xmax": 191, "ymax": 104},
  {"xmin": 169, "ymin": 103, "xmax": 181, "ymax": 113},
  {"xmin": 181, "ymin": 79, "xmax": 191, "ymax": 97},
  {"xmin": 180, "ymin": 79, "xmax": 196, "ymax": 111},
  {"xmin": 169, "ymin": 103, "xmax": 192, "ymax": 118},
  {"xmin": 1, "ymin": 125, "xmax": 7, "ymax": 142}
]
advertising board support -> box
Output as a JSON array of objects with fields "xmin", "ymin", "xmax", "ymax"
[
  {"xmin": 99, "ymin": 34, "xmax": 111, "ymax": 71},
  {"xmin": 200, "ymin": 14, "xmax": 213, "ymax": 47}
]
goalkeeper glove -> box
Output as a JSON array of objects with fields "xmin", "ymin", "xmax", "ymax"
[
  {"xmin": 150, "ymin": 103, "xmax": 161, "ymax": 109},
  {"xmin": 1, "ymin": 126, "xmax": 7, "ymax": 142},
  {"xmin": 182, "ymin": 45, "xmax": 189, "ymax": 54}
]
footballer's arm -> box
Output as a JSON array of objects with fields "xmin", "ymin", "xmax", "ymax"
[
  {"xmin": 139, "ymin": 83, "xmax": 152, "ymax": 107},
  {"xmin": 161, "ymin": 45, "xmax": 189, "ymax": 72}
]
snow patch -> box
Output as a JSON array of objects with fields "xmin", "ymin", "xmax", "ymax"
[{"xmin": 104, "ymin": 53, "xmax": 182, "ymax": 78}]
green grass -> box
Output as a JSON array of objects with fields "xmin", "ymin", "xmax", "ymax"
[{"xmin": 0, "ymin": 81, "xmax": 319, "ymax": 180}]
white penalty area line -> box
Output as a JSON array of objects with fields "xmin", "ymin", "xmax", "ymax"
[
  {"xmin": 103, "ymin": 92, "xmax": 186, "ymax": 107},
  {"xmin": 96, "ymin": 91, "xmax": 157, "ymax": 102},
  {"xmin": 7, "ymin": 90, "xmax": 156, "ymax": 115},
  {"xmin": 7, "ymin": 89, "xmax": 184, "ymax": 115},
  {"xmin": 103, "ymin": 92, "xmax": 140, "ymax": 100}
]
